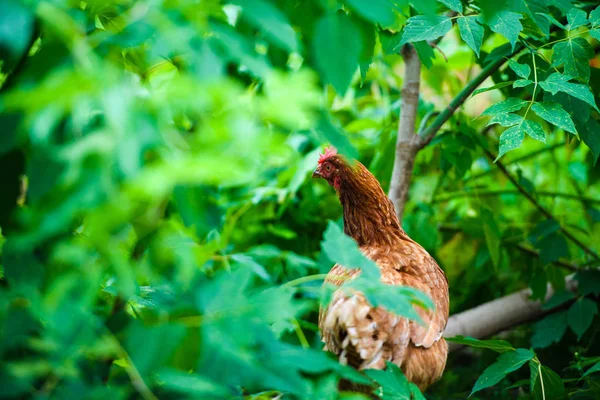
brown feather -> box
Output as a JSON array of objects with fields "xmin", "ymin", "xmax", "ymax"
[{"xmin": 317, "ymin": 155, "xmax": 449, "ymax": 392}]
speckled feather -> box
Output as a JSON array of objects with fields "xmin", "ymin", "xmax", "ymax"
[{"xmin": 316, "ymin": 151, "xmax": 449, "ymax": 392}]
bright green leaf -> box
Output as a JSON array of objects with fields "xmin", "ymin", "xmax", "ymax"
[
  {"xmin": 523, "ymin": 120, "xmax": 546, "ymax": 143},
  {"xmin": 513, "ymin": 79, "xmax": 533, "ymax": 88},
  {"xmin": 400, "ymin": 15, "xmax": 452, "ymax": 45},
  {"xmin": 497, "ymin": 125, "xmax": 525, "ymax": 158},
  {"xmin": 531, "ymin": 101, "xmax": 577, "ymax": 134},
  {"xmin": 446, "ymin": 336, "xmax": 515, "ymax": 353},
  {"xmin": 472, "ymin": 81, "xmax": 514, "ymax": 96},
  {"xmin": 346, "ymin": 0, "xmax": 398, "ymax": 28},
  {"xmin": 480, "ymin": 11, "xmax": 523, "ymax": 52}
]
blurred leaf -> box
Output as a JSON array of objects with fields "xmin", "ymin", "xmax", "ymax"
[
  {"xmin": 313, "ymin": 12, "xmax": 362, "ymax": 94},
  {"xmin": 365, "ymin": 362, "xmax": 411, "ymax": 399},
  {"xmin": 0, "ymin": 0, "xmax": 35, "ymax": 71},
  {"xmin": 438, "ymin": 0, "xmax": 463, "ymax": 13},
  {"xmin": 346, "ymin": 0, "xmax": 398, "ymax": 28},
  {"xmin": 531, "ymin": 310, "xmax": 568, "ymax": 348},
  {"xmin": 583, "ymin": 362, "xmax": 600, "ymax": 378},
  {"xmin": 574, "ymin": 270, "xmax": 600, "ymax": 296},
  {"xmin": 542, "ymin": 290, "xmax": 575, "ymax": 310},
  {"xmin": 234, "ymin": 0, "xmax": 299, "ymax": 52},
  {"xmin": 413, "ymin": 41, "xmax": 435, "ymax": 69}
]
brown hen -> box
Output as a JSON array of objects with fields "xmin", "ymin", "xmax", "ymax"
[{"xmin": 313, "ymin": 146, "xmax": 449, "ymax": 392}]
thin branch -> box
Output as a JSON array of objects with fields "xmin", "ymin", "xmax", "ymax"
[
  {"xmin": 389, "ymin": 44, "xmax": 422, "ymax": 220},
  {"xmin": 481, "ymin": 147, "xmax": 600, "ymax": 261},
  {"xmin": 515, "ymin": 243, "xmax": 578, "ymax": 272},
  {"xmin": 420, "ymin": 44, "xmax": 526, "ymax": 143},
  {"xmin": 466, "ymin": 142, "xmax": 565, "ymax": 182},
  {"xmin": 432, "ymin": 189, "xmax": 600, "ymax": 205}
]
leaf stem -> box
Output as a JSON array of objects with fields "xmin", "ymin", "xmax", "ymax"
[
  {"xmin": 538, "ymin": 362, "xmax": 546, "ymax": 400},
  {"xmin": 281, "ymin": 273, "xmax": 328, "ymax": 287},
  {"xmin": 539, "ymin": 29, "xmax": 589, "ymax": 49}
]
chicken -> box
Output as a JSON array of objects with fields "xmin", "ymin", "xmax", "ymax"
[{"xmin": 312, "ymin": 146, "xmax": 449, "ymax": 392}]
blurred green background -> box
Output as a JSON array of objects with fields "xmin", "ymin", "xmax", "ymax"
[{"xmin": 1, "ymin": 0, "xmax": 600, "ymax": 399}]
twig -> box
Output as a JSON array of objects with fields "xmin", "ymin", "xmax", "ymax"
[
  {"xmin": 432, "ymin": 189, "xmax": 600, "ymax": 205},
  {"xmin": 515, "ymin": 244, "xmax": 578, "ymax": 272},
  {"xmin": 420, "ymin": 44, "xmax": 526, "ymax": 143},
  {"xmin": 481, "ymin": 147, "xmax": 600, "ymax": 261}
]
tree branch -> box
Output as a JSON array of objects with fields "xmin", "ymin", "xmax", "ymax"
[
  {"xmin": 389, "ymin": 44, "xmax": 422, "ymax": 220},
  {"xmin": 419, "ymin": 44, "xmax": 525, "ymax": 142},
  {"xmin": 482, "ymin": 147, "xmax": 600, "ymax": 261},
  {"xmin": 445, "ymin": 275, "xmax": 579, "ymax": 351}
]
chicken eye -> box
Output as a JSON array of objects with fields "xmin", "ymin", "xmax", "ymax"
[{"xmin": 325, "ymin": 163, "xmax": 332, "ymax": 172}]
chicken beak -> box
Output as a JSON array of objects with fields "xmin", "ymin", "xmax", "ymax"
[{"xmin": 312, "ymin": 167, "xmax": 322, "ymax": 178}]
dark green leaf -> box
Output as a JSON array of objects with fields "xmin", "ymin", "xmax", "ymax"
[
  {"xmin": 574, "ymin": 270, "xmax": 600, "ymax": 296},
  {"xmin": 531, "ymin": 311, "xmax": 568, "ymax": 348},
  {"xmin": 543, "ymin": 290, "xmax": 575, "ymax": 310},
  {"xmin": 513, "ymin": 79, "xmax": 533, "ymax": 88},
  {"xmin": 0, "ymin": 0, "xmax": 35, "ymax": 70},
  {"xmin": 446, "ymin": 336, "xmax": 515, "ymax": 353},
  {"xmin": 531, "ymin": 365, "xmax": 565, "ymax": 400},
  {"xmin": 487, "ymin": 113, "xmax": 523, "ymax": 127},
  {"xmin": 583, "ymin": 362, "xmax": 600, "ymax": 378},
  {"xmin": 470, "ymin": 349, "xmax": 535, "ymax": 396},
  {"xmin": 365, "ymin": 362, "xmax": 411, "ymax": 399},
  {"xmin": 413, "ymin": 41, "xmax": 435, "ymax": 69},
  {"xmin": 567, "ymin": 298, "xmax": 598, "ymax": 339}
]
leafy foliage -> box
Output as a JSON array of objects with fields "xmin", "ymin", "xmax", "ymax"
[{"xmin": 1, "ymin": 0, "xmax": 600, "ymax": 399}]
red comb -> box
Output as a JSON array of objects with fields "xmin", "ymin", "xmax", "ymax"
[{"xmin": 318, "ymin": 146, "xmax": 338, "ymax": 164}]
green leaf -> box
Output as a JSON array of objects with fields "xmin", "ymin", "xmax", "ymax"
[
  {"xmin": 438, "ymin": 0, "xmax": 463, "ymax": 13},
  {"xmin": 565, "ymin": 7, "xmax": 587, "ymax": 30},
  {"xmin": 579, "ymin": 117, "xmax": 600, "ymax": 165},
  {"xmin": 156, "ymin": 369, "xmax": 233, "ymax": 397},
  {"xmin": 234, "ymin": 0, "xmax": 298, "ymax": 52},
  {"xmin": 446, "ymin": 336, "xmax": 515, "ymax": 353},
  {"xmin": 472, "ymin": 81, "xmax": 514, "ymax": 96},
  {"xmin": 314, "ymin": 12, "xmax": 363, "ymax": 94},
  {"xmin": 543, "ymin": 290, "xmax": 576, "ymax": 310},
  {"xmin": 538, "ymin": 13, "xmax": 566, "ymax": 29},
  {"xmin": 531, "ymin": 311, "xmax": 568, "ymax": 348},
  {"xmin": 481, "ymin": 11, "xmax": 523, "ymax": 51},
  {"xmin": 458, "ymin": 16, "xmax": 484, "ymax": 57},
  {"xmin": 487, "ymin": 113, "xmax": 523, "ymax": 127},
  {"xmin": 537, "ymin": 232, "xmax": 568, "ymax": 264},
  {"xmin": 482, "ymin": 210, "xmax": 501, "ymax": 268},
  {"xmin": 400, "ymin": 15, "xmax": 452, "ymax": 45},
  {"xmin": 413, "ymin": 41, "xmax": 435, "ymax": 69},
  {"xmin": 481, "ymin": 98, "xmax": 529, "ymax": 116},
  {"xmin": 567, "ymin": 298, "xmax": 598, "ymax": 340},
  {"xmin": 590, "ymin": 6, "xmax": 600, "ymax": 39},
  {"xmin": 539, "ymin": 73, "xmax": 599, "ymax": 112},
  {"xmin": 346, "ymin": 0, "xmax": 398, "ymax": 28},
  {"xmin": 531, "ymin": 365, "xmax": 565, "ymax": 400},
  {"xmin": 497, "ymin": 125, "xmax": 525, "ymax": 158},
  {"xmin": 0, "ymin": 0, "xmax": 35, "ymax": 71},
  {"xmin": 523, "ymin": 119, "xmax": 546, "ymax": 143},
  {"xmin": 365, "ymin": 362, "xmax": 411, "ymax": 399},
  {"xmin": 508, "ymin": 60, "xmax": 531, "ymax": 79},
  {"xmin": 470, "ymin": 349, "xmax": 535, "ymax": 396},
  {"xmin": 320, "ymin": 221, "xmax": 380, "ymax": 279},
  {"xmin": 316, "ymin": 115, "xmax": 359, "ymax": 159},
  {"xmin": 513, "ymin": 79, "xmax": 533, "ymax": 88},
  {"xmin": 583, "ymin": 362, "xmax": 600, "ymax": 378},
  {"xmin": 531, "ymin": 101, "xmax": 577, "ymax": 134},
  {"xmin": 551, "ymin": 38, "xmax": 593, "ymax": 82},
  {"xmin": 574, "ymin": 270, "xmax": 600, "ymax": 296}
]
